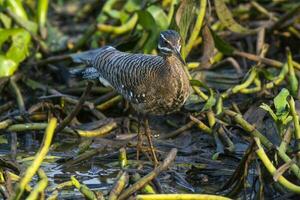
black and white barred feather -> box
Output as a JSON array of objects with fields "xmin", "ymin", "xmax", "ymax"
[
  {"xmin": 71, "ymin": 46, "xmax": 165, "ymax": 103},
  {"xmin": 70, "ymin": 30, "xmax": 190, "ymax": 115}
]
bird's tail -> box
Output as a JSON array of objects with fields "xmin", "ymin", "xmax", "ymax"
[
  {"xmin": 69, "ymin": 67, "xmax": 100, "ymax": 80},
  {"xmin": 69, "ymin": 48, "xmax": 104, "ymax": 80}
]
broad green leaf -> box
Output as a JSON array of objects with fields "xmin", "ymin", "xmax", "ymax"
[
  {"xmin": 210, "ymin": 28, "xmax": 235, "ymax": 55},
  {"xmin": 6, "ymin": 29, "xmax": 31, "ymax": 63},
  {"xmin": 137, "ymin": 10, "xmax": 156, "ymax": 32},
  {"xmin": 0, "ymin": 28, "xmax": 31, "ymax": 77},
  {"xmin": 0, "ymin": 55, "xmax": 17, "ymax": 77},
  {"xmin": 137, "ymin": 10, "xmax": 159, "ymax": 53},
  {"xmin": 0, "ymin": 28, "xmax": 20, "ymax": 46},
  {"xmin": 147, "ymin": 5, "xmax": 168, "ymax": 30},
  {"xmin": 214, "ymin": 0, "xmax": 257, "ymax": 34},
  {"xmin": 274, "ymin": 88, "xmax": 290, "ymax": 116}
]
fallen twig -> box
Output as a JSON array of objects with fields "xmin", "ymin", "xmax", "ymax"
[
  {"xmin": 55, "ymin": 81, "xmax": 93, "ymax": 133},
  {"xmin": 118, "ymin": 148, "xmax": 177, "ymax": 200}
]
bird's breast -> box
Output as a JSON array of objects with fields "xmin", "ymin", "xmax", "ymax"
[{"xmin": 133, "ymin": 62, "xmax": 190, "ymax": 115}]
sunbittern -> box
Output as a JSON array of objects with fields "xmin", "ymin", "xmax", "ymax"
[{"xmin": 71, "ymin": 30, "xmax": 190, "ymax": 165}]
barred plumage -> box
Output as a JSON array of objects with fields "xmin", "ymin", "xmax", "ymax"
[{"xmin": 71, "ymin": 30, "xmax": 190, "ymax": 115}]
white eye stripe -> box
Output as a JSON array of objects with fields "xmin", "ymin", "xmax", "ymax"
[
  {"xmin": 160, "ymin": 33, "xmax": 171, "ymax": 44},
  {"xmin": 158, "ymin": 44, "xmax": 172, "ymax": 52}
]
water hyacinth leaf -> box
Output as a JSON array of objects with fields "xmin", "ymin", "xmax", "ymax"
[
  {"xmin": 137, "ymin": 10, "xmax": 156, "ymax": 32},
  {"xmin": 210, "ymin": 28, "xmax": 235, "ymax": 55},
  {"xmin": 0, "ymin": 56, "xmax": 17, "ymax": 77},
  {"xmin": 147, "ymin": 5, "xmax": 168, "ymax": 30},
  {"xmin": 0, "ymin": 28, "xmax": 19, "ymax": 46},
  {"xmin": 0, "ymin": 28, "xmax": 31, "ymax": 77},
  {"xmin": 6, "ymin": 29, "xmax": 31, "ymax": 63},
  {"xmin": 175, "ymin": 0, "xmax": 196, "ymax": 42},
  {"xmin": 137, "ymin": 10, "xmax": 159, "ymax": 53},
  {"xmin": 274, "ymin": 88, "xmax": 289, "ymax": 116},
  {"xmin": 214, "ymin": 0, "xmax": 257, "ymax": 34}
]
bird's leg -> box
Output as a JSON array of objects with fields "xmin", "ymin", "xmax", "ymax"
[
  {"xmin": 136, "ymin": 117, "xmax": 142, "ymax": 160},
  {"xmin": 143, "ymin": 117, "xmax": 159, "ymax": 166}
]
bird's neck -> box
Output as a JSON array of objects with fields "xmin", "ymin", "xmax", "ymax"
[{"xmin": 164, "ymin": 54, "xmax": 185, "ymax": 68}]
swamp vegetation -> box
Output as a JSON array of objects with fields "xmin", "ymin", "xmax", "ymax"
[{"xmin": 1, "ymin": 0, "xmax": 300, "ymax": 199}]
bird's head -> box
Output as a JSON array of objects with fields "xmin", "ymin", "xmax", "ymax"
[{"xmin": 158, "ymin": 30, "xmax": 185, "ymax": 64}]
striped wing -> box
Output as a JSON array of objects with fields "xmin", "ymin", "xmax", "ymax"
[{"xmin": 90, "ymin": 47, "xmax": 165, "ymax": 103}]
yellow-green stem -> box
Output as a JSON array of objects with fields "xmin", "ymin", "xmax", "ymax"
[
  {"xmin": 12, "ymin": 118, "xmax": 57, "ymax": 200},
  {"xmin": 255, "ymin": 137, "xmax": 300, "ymax": 193},
  {"xmin": 183, "ymin": 0, "xmax": 207, "ymax": 59}
]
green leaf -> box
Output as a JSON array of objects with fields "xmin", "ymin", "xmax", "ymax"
[
  {"xmin": 210, "ymin": 28, "xmax": 235, "ymax": 55},
  {"xmin": 0, "ymin": 55, "xmax": 17, "ymax": 77},
  {"xmin": 0, "ymin": 28, "xmax": 31, "ymax": 77},
  {"xmin": 137, "ymin": 10, "xmax": 157, "ymax": 32},
  {"xmin": 6, "ymin": 29, "xmax": 31, "ymax": 63},
  {"xmin": 137, "ymin": 10, "xmax": 159, "ymax": 53},
  {"xmin": 147, "ymin": 5, "xmax": 169, "ymax": 30},
  {"xmin": 274, "ymin": 88, "xmax": 290, "ymax": 116},
  {"xmin": 214, "ymin": 0, "xmax": 257, "ymax": 34}
]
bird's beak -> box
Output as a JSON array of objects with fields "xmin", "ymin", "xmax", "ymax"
[{"xmin": 174, "ymin": 48, "xmax": 186, "ymax": 65}]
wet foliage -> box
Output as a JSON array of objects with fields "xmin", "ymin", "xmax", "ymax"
[{"xmin": 1, "ymin": 0, "xmax": 300, "ymax": 199}]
